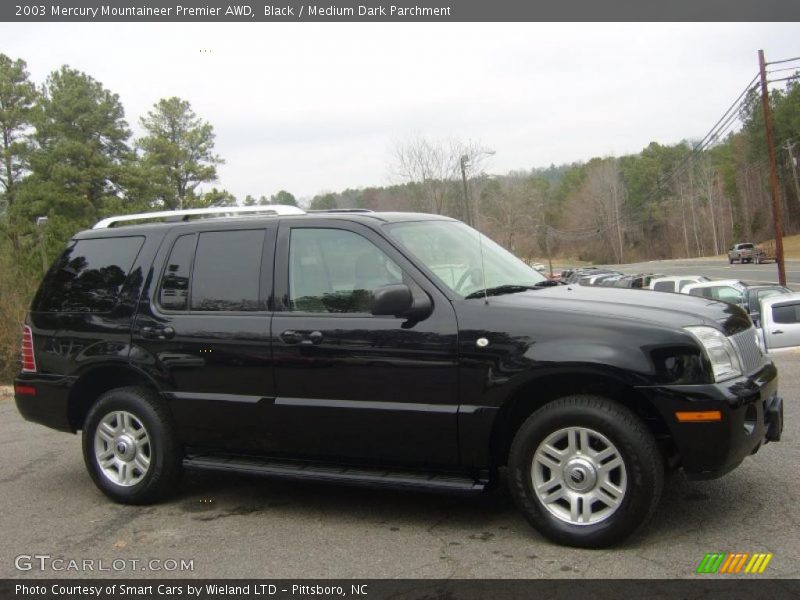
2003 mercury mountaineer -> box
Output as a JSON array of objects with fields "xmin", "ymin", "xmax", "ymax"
[{"xmin": 14, "ymin": 206, "xmax": 784, "ymax": 547}]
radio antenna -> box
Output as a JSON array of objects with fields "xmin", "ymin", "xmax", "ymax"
[{"xmin": 478, "ymin": 229, "xmax": 489, "ymax": 305}]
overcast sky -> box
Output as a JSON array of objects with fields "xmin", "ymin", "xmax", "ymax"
[{"xmin": 2, "ymin": 23, "xmax": 799, "ymax": 201}]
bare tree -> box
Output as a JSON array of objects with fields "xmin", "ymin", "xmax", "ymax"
[
  {"xmin": 392, "ymin": 136, "xmax": 493, "ymax": 218},
  {"xmin": 480, "ymin": 173, "xmax": 544, "ymax": 256},
  {"xmin": 392, "ymin": 136, "xmax": 458, "ymax": 214},
  {"xmin": 578, "ymin": 158, "xmax": 626, "ymax": 263}
]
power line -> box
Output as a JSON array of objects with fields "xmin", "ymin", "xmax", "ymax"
[
  {"xmin": 767, "ymin": 66, "xmax": 800, "ymax": 74},
  {"xmin": 545, "ymin": 62, "xmax": 798, "ymax": 244},
  {"xmin": 766, "ymin": 56, "xmax": 800, "ymax": 66},
  {"xmin": 767, "ymin": 76, "xmax": 800, "ymax": 85}
]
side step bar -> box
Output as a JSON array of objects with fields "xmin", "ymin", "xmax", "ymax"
[{"xmin": 183, "ymin": 453, "xmax": 487, "ymax": 493}]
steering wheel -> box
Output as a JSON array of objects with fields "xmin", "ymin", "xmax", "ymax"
[{"xmin": 455, "ymin": 267, "xmax": 483, "ymax": 293}]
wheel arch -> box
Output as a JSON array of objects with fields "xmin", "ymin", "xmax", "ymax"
[
  {"xmin": 489, "ymin": 371, "xmax": 676, "ymax": 473},
  {"xmin": 68, "ymin": 364, "xmax": 161, "ymax": 431}
]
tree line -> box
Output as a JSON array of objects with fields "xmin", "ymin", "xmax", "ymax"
[
  {"xmin": 0, "ymin": 51, "xmax": 798, "ymax": 379},
  {"xmin": 317, "ymin": 77, "xmax": 799, "ymax": 265}
]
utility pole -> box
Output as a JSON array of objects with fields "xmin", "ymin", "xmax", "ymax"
[
  {"xmin": 459, "ymin": 155, "xmax": 471, "ymax": 227},
  {"xmin": 758, "ymin": 49, "xmax": 787, "ymax": 287},
  {"xmin": 786, "ymin": 140, "xmax": 800, "ymax": 206},
  {"xmin": 545, "ymin": 225, "xmax": 553, "ymax": 279}
]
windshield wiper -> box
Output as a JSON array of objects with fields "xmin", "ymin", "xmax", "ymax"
[{"xmin": 464, "ymin": 284, "xmax": 545, "ymax": 299}]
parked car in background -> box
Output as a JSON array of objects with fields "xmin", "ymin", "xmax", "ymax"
[
  {"xmin": 528, "ymin": 262, "xmax": 547, "ymax": 273},
  {"xmin": 613, "ymin": 273, "xmax": 663, "ymax": 289},
  {"xmin": 649, "ymin": 275, "xmax": 709, "ymax": 293},
  {"xmin": 579, "ymin": 271, "xmax": 621, "ymax": 286},
  {"xmin": 758, "ymin": 292, "xmax": 800, "ymax": 352},
  {"xmin": 682, "ymin": 280, "xmax": 749, "ymax": 307},
  {"xmin": 728, "ymin": 243, "xmax": 765, "ymax": 264},
  {"xmin": 565, "ymin": 267, "xmax": 605, "ymax": 284},
  {"xmin": 598, "ymin": 274, "xmax": 627, "ymax": 287},
  {"xmin": 744, "ymin": 285, "xmax": 792, "ymax": 327}
]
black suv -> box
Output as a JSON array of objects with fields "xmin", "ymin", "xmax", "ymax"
[{"xmin": 14, "ymin": 206, "xmax": 784, "ymax": 548}]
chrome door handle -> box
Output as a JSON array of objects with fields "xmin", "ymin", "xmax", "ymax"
[
  {"xmin": 280, "ymin": 330, "xmax": 301, "ymax": 344},
  {"xmin": 141, "ymin": 326, "xmax": 175, "ymax": 340}
]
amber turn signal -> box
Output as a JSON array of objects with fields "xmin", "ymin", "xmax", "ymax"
[{"xmin": 675, "ymin": 410, "xmax": 722, "ymax": 422}]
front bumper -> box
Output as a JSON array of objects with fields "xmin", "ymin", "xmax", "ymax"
[{"xmin": 637, "ymin": 361, "xmax": 783, "ymax": 480}]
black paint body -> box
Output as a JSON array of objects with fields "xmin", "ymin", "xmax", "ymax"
[{"xmin": 15, "ymin": 213, "xmax": 781, "ymax": 482}]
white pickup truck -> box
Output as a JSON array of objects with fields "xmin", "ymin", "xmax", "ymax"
[{"xmin": 758, "ymin": 292, "xmax": 800, "ymax": 352}]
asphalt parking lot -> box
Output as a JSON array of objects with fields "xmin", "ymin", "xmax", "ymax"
[{"xmin": 1, "ymin": 352, "xmax": 798, "ymax": 580}]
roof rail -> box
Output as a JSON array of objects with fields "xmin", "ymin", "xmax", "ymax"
[
  {"xmin": 93, "ymin": 205, "xmax": 306, "ymax": 229},
  {"xmin": 306, "ymin": 208, "xmax": 374, "ymax": 214}
]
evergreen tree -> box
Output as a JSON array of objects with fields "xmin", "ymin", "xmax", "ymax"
[
  {"xmin": 137, "ymin": 97, "xmax": 223, "ymax": 209},
  {"xmin": 0, "ymin": 54, "xmax": 37, "ymax": 214}
]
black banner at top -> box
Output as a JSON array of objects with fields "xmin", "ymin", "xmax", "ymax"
[{"xmin": 2, "ymin": 0, "xmax": 800, "ymax": 22}]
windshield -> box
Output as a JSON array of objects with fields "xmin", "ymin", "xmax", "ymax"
[{"xmin": 385, "ymin": 220, "xmax": 547, "ymax": 297}]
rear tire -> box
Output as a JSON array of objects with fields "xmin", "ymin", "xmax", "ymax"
[
  {"xmin": 82, "ymin": 386, "xmax": 182, "ymax": 504},
  {"xmin": 508, "ymin": 395, "xmax": 663, "ymax": 548}
]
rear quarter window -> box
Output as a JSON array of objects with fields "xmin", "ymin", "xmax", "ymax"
[{"xmin": 33, "ymin": 236, "xmax": 145, "ymax": 313}]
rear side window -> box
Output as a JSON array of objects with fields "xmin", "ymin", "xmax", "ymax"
[
  {"xmin": 157, "ymin": 230, "xmax": 265, "ymax": 312},
  {"xmin": 191, "ymin": 230, "xmax": 264, "ymax": 311},
  {"xmin": 160, "ymin": 234, "xmax": 196, "ymax": 310},
  {"xmin": 772, "ymin": 302, "xmax": 800, "ymax": 324},
  {"xmin": 34, "ymin": 236, "xmax": 144, "ymax": 313}
]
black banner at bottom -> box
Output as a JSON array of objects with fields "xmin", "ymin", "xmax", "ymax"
[{"xmin": 2, "ymin": 579, "xmax": 800, "ymax": 600}]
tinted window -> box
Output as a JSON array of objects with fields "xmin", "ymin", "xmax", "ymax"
[
  {"xmin": 772, "ymin": 302, "xmax": 800, "ymax": 324},
  {"xmin": 678, "ymin": 280, "xmax": 695, "ymax": 291},
  {"xmin": 289, "ymin": 228, "xmax": 403, "ymax": 313},
  {"xmin": 34, "ymin": 236, "xmax": 144, "ymax": 312},
  {"xmin": 653, "ymin": 281, "xmax": 673, "ymax": 292},
  {"xmin": 190, "ymin": 230, "xmax": 264, "ymax": 311},
  {"xmin": 159, "ymin": 234, "xmax": 196, "ymax": 310}
]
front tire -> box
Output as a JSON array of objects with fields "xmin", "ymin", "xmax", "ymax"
[
  {"xmin": 82, "ymin": 386, "xmax": 182, "ymax": 504},
  {"xmin": 508, "ymin": 395, "xmax": 663, "ymax": 548}
]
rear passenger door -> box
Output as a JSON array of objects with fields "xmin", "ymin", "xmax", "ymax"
[{"xmin": 132, "ymin": 223, "xmax": 276, "ymax": 453}]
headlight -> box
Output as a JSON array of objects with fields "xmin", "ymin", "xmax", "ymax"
[{"xmin": 684, "ymin": 326, "xmax": 742, "ymax": 382}]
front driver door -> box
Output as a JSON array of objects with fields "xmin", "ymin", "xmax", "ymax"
[{"xmin": 269, "ymin": 219, "xmax": 460, "ymax": 467}]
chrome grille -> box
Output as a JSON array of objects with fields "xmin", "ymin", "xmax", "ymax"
[{"xmin": 731, "ymin": 328, "xmax": 765, "ymax": 374}]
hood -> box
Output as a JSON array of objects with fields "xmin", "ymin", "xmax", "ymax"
[{"xmin": 484, "ymin": 285, "xmax": 751, "ymax": 335}]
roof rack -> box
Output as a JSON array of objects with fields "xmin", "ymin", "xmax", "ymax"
[
  {"xmin": 306, "ymin": 208, "xmax": 374, "ymax": 213},
  {"xmin": 93, "ymin": 205, "xmax": 306, "ymax": 229}
]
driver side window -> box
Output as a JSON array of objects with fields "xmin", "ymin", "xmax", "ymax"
[{"xmin": 288, "ymin": 228, "xmax": 403, "ymax": 313}]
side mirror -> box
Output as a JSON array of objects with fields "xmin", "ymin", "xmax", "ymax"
[{"xmin": 371, "ymin": 284, "xmax": 432, "ymax": 320}]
